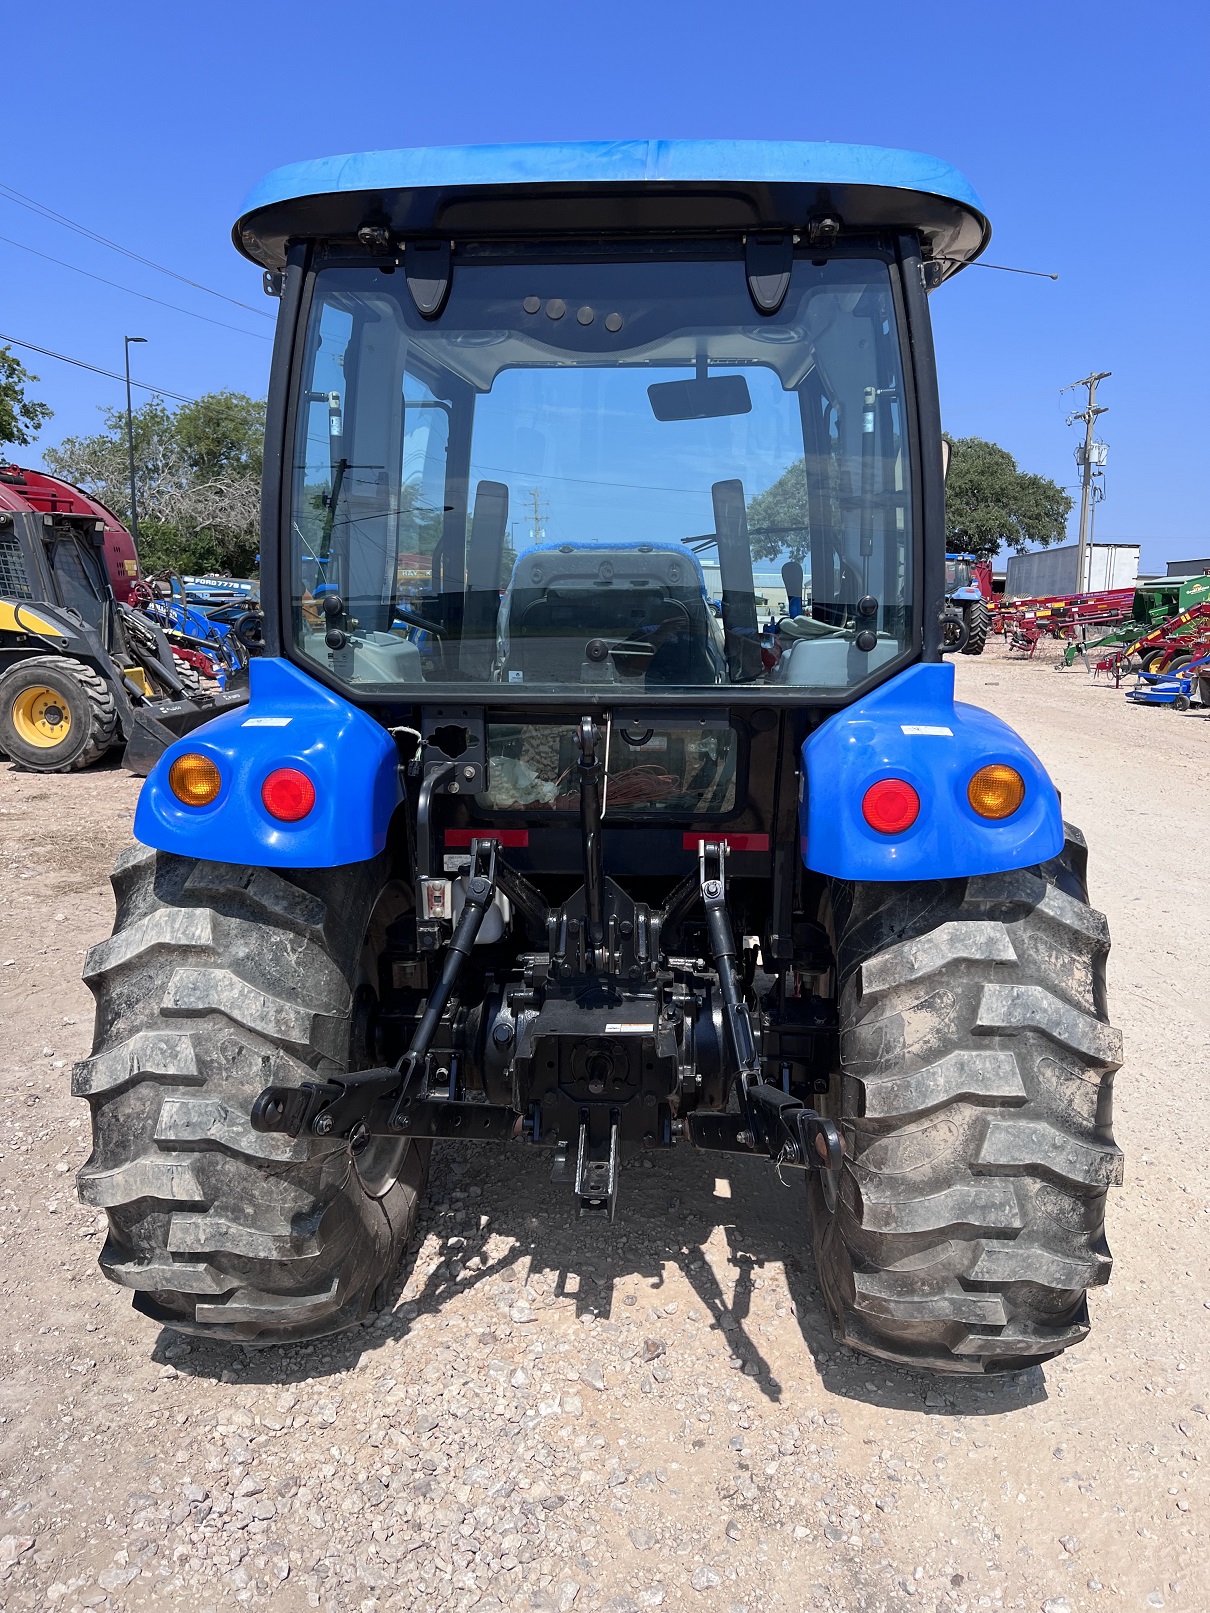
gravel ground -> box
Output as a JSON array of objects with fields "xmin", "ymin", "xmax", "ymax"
[{"xmin": 0, "ymin": 640, "xmax": 1206, "ymax": 1613}]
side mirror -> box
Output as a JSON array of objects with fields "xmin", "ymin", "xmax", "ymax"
[{"xmin": 941, "ymin": 439, "xmax": 952, "ymax": 483}]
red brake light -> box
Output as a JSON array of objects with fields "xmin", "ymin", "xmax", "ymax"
[
  {"xmin": 861, "ymin": 777, "xmax": 920, "ymax": 835},
  {"xmin": 262, "ymin": 767, "xmax": 315, "ymax": 822}
]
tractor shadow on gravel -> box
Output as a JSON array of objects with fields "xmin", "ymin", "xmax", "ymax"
[{"xmin": 153, "ymin": 1138, "xmax": 1047, "ymax": 1420}]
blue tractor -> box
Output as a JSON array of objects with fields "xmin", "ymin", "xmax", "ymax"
[
  {"xmin": 76, "ymin": 142, "xmax": 1122, "ymax": 1374},
  {"xmin": 945, "ymin": 552, "xmax": 993, "ymax": 655}
]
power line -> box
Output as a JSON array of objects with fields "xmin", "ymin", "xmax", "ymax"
[
  {"xmin": 0, "ymin": 181, "xmax": 273, "ymax": 320},
  {"xmin": 0, "ymin": 232, "xmax": 271, "ymax": 341},
  {"xmin": 0, "ymin": 332, "xmax": 196, "ymax": 404}
]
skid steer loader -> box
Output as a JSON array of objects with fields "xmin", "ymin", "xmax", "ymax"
[{"xmin": 0, "ymin": 466, "xmax": 245, "ymax": 773}]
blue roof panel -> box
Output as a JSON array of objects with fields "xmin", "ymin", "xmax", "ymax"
[
  {"xmin": 239, "ymin": 139, "xmax": 985, "ymax": 218},
  {"xmin": 233, "ymin": 140, "xmax": 990, "ymax": 274}
]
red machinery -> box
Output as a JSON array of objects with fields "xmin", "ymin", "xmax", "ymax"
[
  {"xmin": 0, "ymin": 466, "xmax": 141, "ymax": 602},
  {"xmin": 971, "ymin": 558, "xmax": 994, "ymax": 600},
  {"xmin": 996, "ymin": 586, "xmax": 1136, "ymax": 639},
  {"xmin": 1116, "ymin": 601, "xmax": 1210, "ymax": 676}
]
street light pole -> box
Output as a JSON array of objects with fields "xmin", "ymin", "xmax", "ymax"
[{"xmin": 124, "ymin": 336, "xmax": 147, "ymax": 546}]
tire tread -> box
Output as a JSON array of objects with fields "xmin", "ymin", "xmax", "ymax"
[
  {"xmin": 75, "ymin": 849, "xmax": 429, "ymax": 1342},
  {"xmin": 0, "ymin": 653, "xmax": 117, "ymax": 771},
  {"xmin": 810, "ymin": 823, "xmax": 1121, "ymax": 1373}
]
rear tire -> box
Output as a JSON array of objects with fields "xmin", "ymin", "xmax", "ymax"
[
  {"xmin": 74, "ymin": 844, "xmax": 430, "ymax": 1343},
  {"xmin": 960, "ymin": 601, "xmax": 990, "ymax": 655},
  {"xmin": 0, "ymin": 654, "xmax": 117, "ymax": 772},
  {"xmin": 808, "ymin": 824, "xmax": 1122, "ymax": 1373},
  {"xmin": 169, "ymin": 658, "xmax": 205, "ymax": 697}
]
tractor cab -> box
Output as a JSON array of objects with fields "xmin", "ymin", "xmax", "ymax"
[
  {"xmin": 236, "ymin": 142, "xmax": 989, "ymax": 710},
  {"xmin": 944, "ymin": 551, "xmax": 992, "ymax": 604},
  {"xmin": 945, "ymin": 553, "xmax": 979, "ymax": 599}
]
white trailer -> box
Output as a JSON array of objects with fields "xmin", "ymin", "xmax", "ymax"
[{"xmin": 1006, "ymin": 542, "xmax": 1139, "ymax": 597}]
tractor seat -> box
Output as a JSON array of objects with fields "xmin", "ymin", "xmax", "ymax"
[
  {"xmin": 777, "ymin": 613, "xmax": 848, "ymax": 641},
  {"xmin": 496, "ymin": 543, "xmax": 723, "ymax": 687}
]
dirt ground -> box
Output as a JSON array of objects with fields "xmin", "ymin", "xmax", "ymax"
[{"xmin": 0, "ymin": 639, "xmax": 1205, "ymax": 1613}]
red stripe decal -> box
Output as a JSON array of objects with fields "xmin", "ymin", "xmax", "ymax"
[
  {"xmin": 682, "ymin": 833, "xmax": 770, "ymax": 853},
  {"xmin": 444, "ymin": 829, "xmax": 530, "ymax": 848}
]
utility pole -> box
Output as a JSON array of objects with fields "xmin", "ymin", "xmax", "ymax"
[
  {"xmin": 1062, "ymin": 371, "xmax": 1110, "ymax": 593},
  {"xmin": 527, "ymin": 487, "xmax": 548, "ymax": 546},
  {"xmin": 123, "ymin": 336, "xmax": 147, "ymax": 546}
]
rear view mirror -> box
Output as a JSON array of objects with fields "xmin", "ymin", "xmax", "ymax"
[
  {"xmin": 648, "ymin": 374, "xmax": 752, "ymax": 422},
  {"xmin": 941, "ymin": 438, "xmax": 952, "ymax": 482}
]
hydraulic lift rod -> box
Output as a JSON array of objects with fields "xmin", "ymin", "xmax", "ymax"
[{"xmin": 577, "ymin": 716, "xmax": 606, "ymax": 959}]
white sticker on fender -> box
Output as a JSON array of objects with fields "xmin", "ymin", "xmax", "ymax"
[
  {"xmin": 900, "ymin": 724, "xmax": 953, "ymax": 736},
  {"xmin": 242, "ymin": 716, "xmax": 292, "ymax": 727}
]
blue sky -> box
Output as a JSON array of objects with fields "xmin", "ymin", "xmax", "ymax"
[{"xmin": 4, "ymin": 0, "xmax": 1205, "ymax": 571}]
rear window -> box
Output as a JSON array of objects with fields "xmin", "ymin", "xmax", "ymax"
[{"xmin": 476, "ymin": 717, "xmax": 738, "ymax": 815}]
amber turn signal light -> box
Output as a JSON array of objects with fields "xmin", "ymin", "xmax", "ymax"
[
  {"xmin": 262, "ymin": 767, "xmax": 316, "ymax": 822},
  {"xmin": 968, "ymin": 763, "xmax": 1025, "ymax": 819},
  {"xmin": 861, "ymin": 777, "xmax": 920, "ymax": 835},
  {"xmin": 168, "ymin": 752, "xmax": 222, "ymax": 807}
]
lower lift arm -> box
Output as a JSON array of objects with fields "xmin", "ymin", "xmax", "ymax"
[
  {"xmin": 251, "ymin": 835, "xmax": 841, "ymax": 1175},
  {"xmin": 687, "ymin": 840, "xmax": 843, "ymax": 1175},
  {"xmin": 251, "ymin": 839, "xmax": 528, "ymax": 1145}
]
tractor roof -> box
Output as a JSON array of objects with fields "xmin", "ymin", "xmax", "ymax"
[{"xmin": 234, "ymin": 140, "xmax": 989, "ymax": 279}]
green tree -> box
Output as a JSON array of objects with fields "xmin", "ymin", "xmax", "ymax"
[
  {"xmin": 44, "ymin": 391, "xmax": 264, "ymax": 575},
  {"xmin": 743, "ymin": 437, "xmax": 1073, "ymax": 567},
  {"xmin": 744, "ymin": 460, "xmax": 811, "ymax": 562},
  {"xmin": 397, "ymin": 479, "xmax": 445, "ymax": 558},
  {"xmin": 174, "ymin": 391, "xmax": 265, "ymax": 487},
  {"xmin": 0, "ymin": 346, "xmax": 53, "ymax": 452},
  {"xmin": 944, "ymin": 435, "xmax": 1071, "ymax": 560}
]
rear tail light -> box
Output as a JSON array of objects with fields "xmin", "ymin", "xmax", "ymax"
[
  {"xmin": 168, "ymin": 753, "xmax": 222, "ymax": 807},
  {"xmin": 262, "ymin": 768, "xmax": 316, "ymax": 821},
  {"xmin": 861, "ymin": 777, "xmax": 920, "ymax": 835},
  {"xmin": 968, "ymin": 763, "xmax": 1025, "ymax": 819}
]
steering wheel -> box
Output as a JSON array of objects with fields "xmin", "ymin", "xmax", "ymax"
[
  {"xmin": 395, "ymin": 606, "xmax": 445, "ymax": 636},
  {"xmin": 585, "ymin": 632, "xmax": 648, "ymax": 678}
]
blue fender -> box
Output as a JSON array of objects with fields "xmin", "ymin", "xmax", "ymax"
[
  {"xmin": 134, "ymin": 658, "xmax": 400, "ymax": 868},
  {"xmin": 949, "ymin": 586, "xmax": 985, "ymax": 604},
  {"xmin": 800, "ymin": 662, "xmax": 1063, "ymax": 882}
]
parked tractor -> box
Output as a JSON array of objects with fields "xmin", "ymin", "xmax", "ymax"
[
  {"xmin": 133, "ymin": 571, "xmax": 262, "ymax": 686},
  {"xmin": 76, "ymin": 142, "xmax": 1122, "ymax": 1375},
  {"xmin": 944, "ymin": 553, "xmax": 993, "ymax": 654},
  {"xmin": 0, "ymin": 466, "xmax": 245, "ymax": 773}
]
